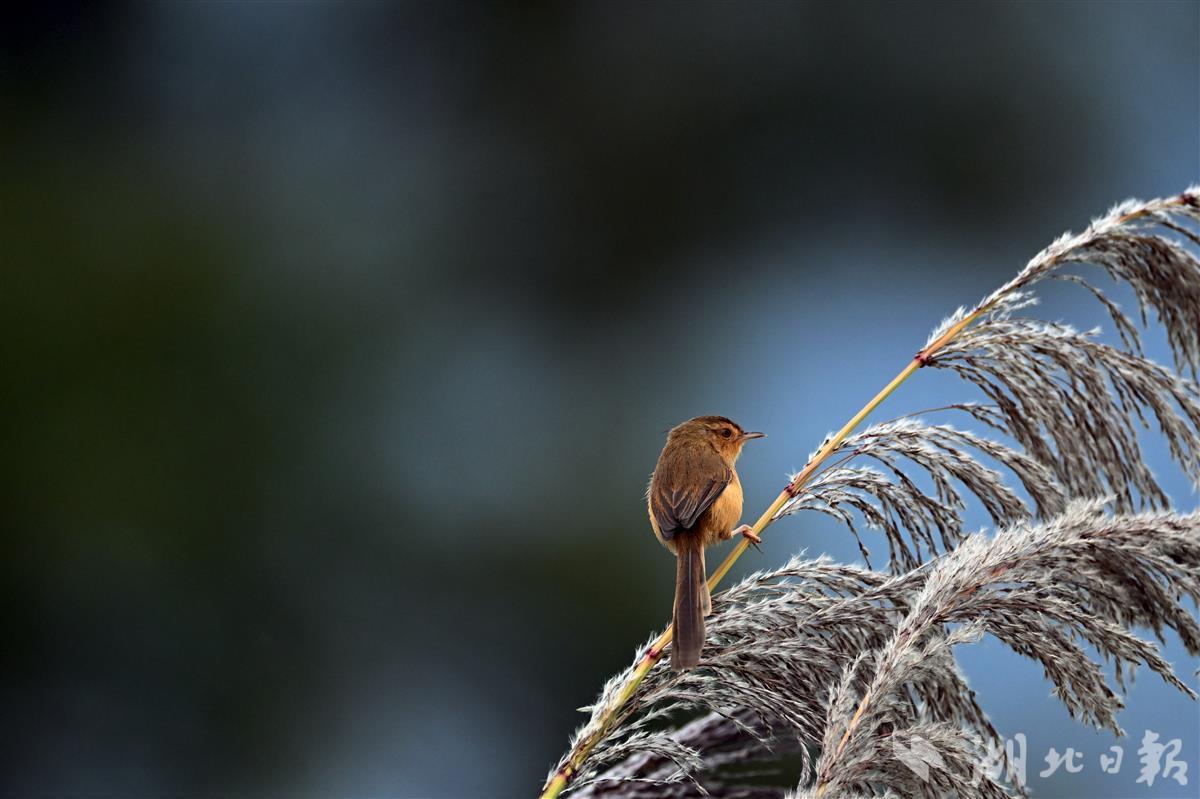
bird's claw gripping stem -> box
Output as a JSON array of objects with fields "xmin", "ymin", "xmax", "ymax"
[{"xmin": 734, "ymin": 524, "xmax": 763, "ymax": 552}]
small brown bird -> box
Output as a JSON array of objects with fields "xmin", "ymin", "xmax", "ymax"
[{"xmin": 648, "ymin": 416, "xmax": 765, "ymax": 670}]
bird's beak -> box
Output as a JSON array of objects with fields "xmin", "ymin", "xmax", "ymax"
[{"xmin": 740, "ymin": 431, "xmax": 766, "ymax": 441}]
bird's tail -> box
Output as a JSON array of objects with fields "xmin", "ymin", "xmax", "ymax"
[{"xmin": 672, "ymin": 536, "xmax": 705, "ymax": 670}]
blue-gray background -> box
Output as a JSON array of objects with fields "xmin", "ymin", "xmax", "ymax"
[{"xmin": 2, "ymin": 2, "xmax": 1197, "ymax": 798}]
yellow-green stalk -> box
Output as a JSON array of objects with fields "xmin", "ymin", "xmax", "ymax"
[{"xmin": 538, "ymin": 310, "xmax": 984, "ymax": 799}]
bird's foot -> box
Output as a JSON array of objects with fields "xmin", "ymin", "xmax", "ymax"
[{"xmin": 734, "ymin": 524, "xmax": 763, "ymax": 552}]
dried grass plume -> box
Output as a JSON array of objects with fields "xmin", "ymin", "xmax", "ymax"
[{"xmin": 540, "ymin": 187, "xmax": 1200, "ymax": 799}]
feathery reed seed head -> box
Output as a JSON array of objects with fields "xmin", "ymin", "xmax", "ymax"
[{"xmin": 542, "ymin": 188, "xmax": 1200, "ymax": 799}]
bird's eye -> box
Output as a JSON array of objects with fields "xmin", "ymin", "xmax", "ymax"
[{"xmin": 721, "ymin": 428, "xmax": 733, "ymax": 439}]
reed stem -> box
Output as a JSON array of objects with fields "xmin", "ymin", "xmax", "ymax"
[{"xmin": 538, "ymin": 310, "xmax": 984, "ymax": 799}]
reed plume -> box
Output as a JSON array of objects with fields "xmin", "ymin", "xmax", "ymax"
[
  {"xmin": 802, "ymin": 503, "xmax": 1200, "ymax": 799},
  {"xmin": 539, "ymin": 187, "xmax": 1200, "ymax": 799}
]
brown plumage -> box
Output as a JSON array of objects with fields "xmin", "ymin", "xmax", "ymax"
[{"xmin": 648, "ymin": 416, "xmax": 765, "ymax": 670}]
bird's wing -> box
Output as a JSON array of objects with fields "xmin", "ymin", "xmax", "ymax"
[{"xmin": 649, "ymin": 445, "xmax": 732, "ymax": 540}]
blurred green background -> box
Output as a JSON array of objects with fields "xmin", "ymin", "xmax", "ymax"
[{"xmin": 2, "ymin": 2, "xmax": 1197, "ymax": 797}]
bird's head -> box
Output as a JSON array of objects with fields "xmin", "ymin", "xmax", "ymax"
[{"xmin": 670, "ymin": 415, "xmax": 765, "ymax": 460}]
